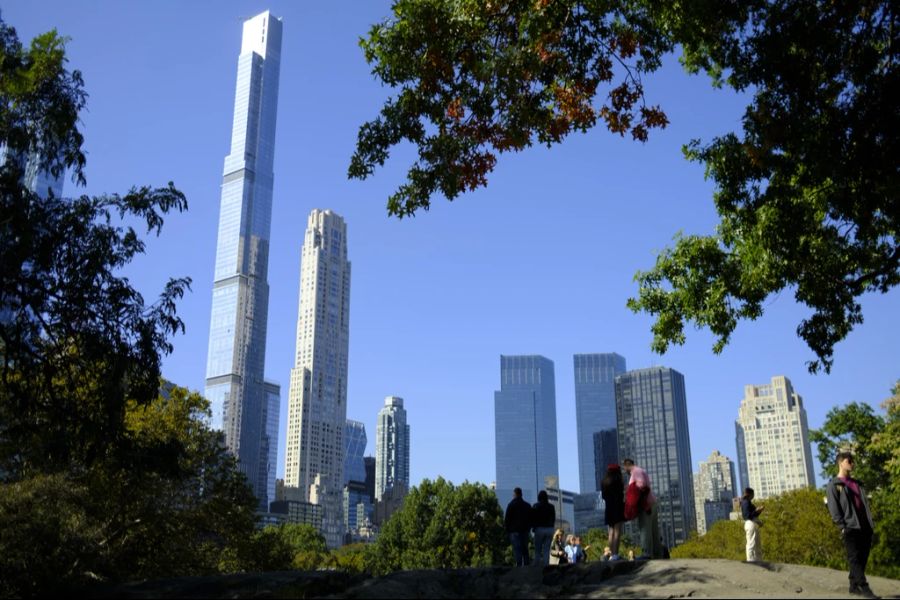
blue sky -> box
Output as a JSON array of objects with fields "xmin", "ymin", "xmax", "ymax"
[{"xmin": 8, "ymin": 1, "xmax": 898, "ymax": 493}]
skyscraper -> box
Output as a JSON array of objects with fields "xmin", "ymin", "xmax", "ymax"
[
  {"xmin": 494, "ymin": 355, "xmax": 560, "ymax": 507},
  {"xmin": 735, "ymin": 376, "xmax": 815, "ymax": 499},
  {"xmin": 375, "ymin": 396, "xmax": 410, "ymax": 501},
  {"xmin": 0, "ymin": 145, "xmax": 64, "ymax": 199},
  {"xmin": 574, "ymin": 353, "xmax": 626, "ymax": 492},
  {"xmin": 615, "ymin": 367, "xmax": 696, "ymax": 548},
  {"xmin": 204, "ymin": 11, "xmax": 282, "ymax": 510},
  {"xmin": 285, "ymin": 209, "xmax": 351, "ymax": 549},
  {"xmin": 693, "ymin": 450, "xmax": 737, "ymax": 535},
  {"xmin": 263, "ymin": 381, "xmax": 281, "ymax": 510},
  {"xmin": 344, "ymin": 420, "xmax": 368, "ymax": 487}
]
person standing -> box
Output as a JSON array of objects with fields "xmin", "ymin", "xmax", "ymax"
[
  {"xmin": 600, "ymin": 464, "xmax": 626, "ymax": 560},
  {"xmin": 504, "ymin": 487, "xmax": 532, "ymax": 566},
  {"xmin": 549, "ymin": 529, "xmax": 568, "ymax": 565},
  {"xmin": 826, "ymin": 452, "xmax": 877, "ymax": 598},
  {"xmin": 622, "ymin": 458, "xmax": 661, "ymax": 559},
  {"xmin": 532, "ymin": 490, "xmax": 556, "ymax": 566},
  {"xmin": 740, "ymin": 487, "xmax": 764, "ymax": 562}
]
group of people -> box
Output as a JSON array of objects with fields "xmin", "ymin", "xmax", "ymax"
[
  {"xmin": 506, "ymin": 452, "xmax": 878, "ymax": 598},
  {"xmin": 504, "ymin": 458, "xmax": 663, "ymax": 566},
  {"xmin": 503, "ymin": 487, "xmax": 592, "ymax": 566}
]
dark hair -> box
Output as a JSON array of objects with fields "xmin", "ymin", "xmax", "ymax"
[
  {"xmin": 836, "ymin": 451, "xmax": 854, "ymax": 465},
  {"xmin": 622, "ymin": 458, "xmax": 635, "ymax": 466},
  {"xmin": 514, "ymin": 487, "xmax": 523, "ymax": 497},
  {"xmin": 601, "ymin": 465, "xmax": 624, "ymax": 491},
  {"xmin": 742, "ymin": 487, "xmax": 755, "ymax": 500},
  {"xmin": 537, "ymin": 490, "xmax": 548, "ymax": 503}
]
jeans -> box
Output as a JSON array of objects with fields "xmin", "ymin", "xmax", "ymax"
[
  {"xmin": 638, "ymin": 505, "xmax": 662, "ymax": 558},
  {"xmin": 843, "ymin": 526, "xmax": 873, "ymax": 589},
  {"xmin": 533, "ymin": 527, "xmax": 554, "ymax": 565},
  {"xmin": 509, "ymin": 531, "xmax": 531, "ymax": 566}
]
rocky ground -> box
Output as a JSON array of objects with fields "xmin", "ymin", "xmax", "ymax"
[{"xmin": 91, "ymin": 559, "xmax": 900, "ymax": 598}]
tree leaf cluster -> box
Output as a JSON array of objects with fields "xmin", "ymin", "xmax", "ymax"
[
  {"xmin": 368, "ymin": 477, "xmax": 508, "ymax": 574},
  {"xmin": 352, "ymin": 1, "xmax": 898, "ymax": 371},
  {"xmin": 0, "ymin": 18, "xmax": 264, "ymax": 595}
]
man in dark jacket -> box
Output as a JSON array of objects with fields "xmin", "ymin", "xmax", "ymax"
[
  {"xmin": 826, "ymin": 452, "xmax": 877, "ymax": 598},
  {"xmin": 532, "ymin": 490, "xmax": 556, "ymax": 565},
  {"xmin": 504, "ymin": 487, "xmax": 532, "ymax": 566}
]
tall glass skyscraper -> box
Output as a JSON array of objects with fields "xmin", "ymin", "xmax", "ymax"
[
  {"xmin": 375, "ymin": 396, "xmax": 410, "ymax": 501},
  {"xmin": 494, "ymin": 355, "xmax": 560, "ymax": 507},
  {"xmin": 344, "ymin": 420, "xmax": 368, "ymax": 487},
  {"xmin": 204, "ymin": 11, "xmax": 282, "ymax": 510},
  {"xmin": 574, "ymin": 353, "xmax": 626, "ymax": 492},
  {"xmin": 615, "ymin": 367, "xmax": 696, "ymax": 548},
  {"xmin": 285, "ymin": 209, "xmax": 351, "ymax": 549},
  {"xmin": 263, "ymin": 381, "xmax": 281, "ymax": 510}
]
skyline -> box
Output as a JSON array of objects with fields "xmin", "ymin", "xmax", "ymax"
[{"xmin": 6, "ymin": 1, "xmax": 898, "ymax": 496}]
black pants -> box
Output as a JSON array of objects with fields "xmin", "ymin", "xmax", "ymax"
[{"xmin": 843, "ymin": 526, "xmax": 873, "ymax": 589}]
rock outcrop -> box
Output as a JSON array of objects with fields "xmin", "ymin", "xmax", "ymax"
[{"xmin": 90, "ymin": 559, "xmax": 900, "ymax": 599}]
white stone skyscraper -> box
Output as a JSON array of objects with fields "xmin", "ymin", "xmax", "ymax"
[
  {"xmin": 285, "ymin": 209, "xmax": 351, "ymax": 548},
  {"xmin": 204, "ymin": 11, "xmax": 282, "ymax": 510},
  {"xmin": 735, "ymin": 376, "xmax": 816, "ymax": 499},
  {"xmin": 693, "ymin": 450, "xmax": 737, "ymax": 535},
  {"xmin": 375, "ymin": 396, "xmax": 410, "ymax": 501}
]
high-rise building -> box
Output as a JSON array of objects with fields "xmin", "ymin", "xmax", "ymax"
[
  {"xmin": 0, "ymin": 145, "xmax": 64, "ymax": 199},
  {"xmin": 263, "ymin": 381, "xmax": 280, "ymax": 510},
  {"xmin": 344, "ymin": 420, "xmax": 368, "ymax": 487},
  {"xmin": 284, "ymin": 209, "xmax": 351, "ymax": 548},
  {"xmin": 615, "ymin": 367, "xmax": 696, "ymax": 548},
  {"xmin": 574, "ymin": 353, "xmax": 626, "ymax": 492},
  {"xmin": 693, "ymin": 450, "xmax": 737, "ymax": 535},
  {"xmin": 204, "ymin": 11, "xmax": 282, "ymax": 509},
  {"xmin": 375, "ymin": 396, "xmax": 410, "ymax": 501},
  {"xmin": 364, "ymin": 456, "xmax": 376, "ymax": 501},
  {"xmin": 735, "ymin": 376, "xmax": 815, "ymax": 499},
  {"xmin": 494, "ymin": 355, "xmax": 560, "ymax": 507}
]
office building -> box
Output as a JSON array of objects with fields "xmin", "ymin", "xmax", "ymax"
[
  {"xmin": 735, "ymin": 376, "xmax": 815, "ymax": 499},
  {"xmin": 494, "ymin": 355, "xmax": 560, "ymax": 507},
  {"xmin": 616, "ymin": 367, "xmax": 696, "ymax": 548},
  {"xmin": 574, "ymin": 353, "xmax": 626, "ymax": 492},
  {"xmin": 204, "ymin": 11, "xmax": 283, "ymax": 509}
]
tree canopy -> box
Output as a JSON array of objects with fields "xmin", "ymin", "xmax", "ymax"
[
  {"xmin": 351, "ymin": 0, "xmax": 898, "ymax": 372},
  {"xmin": 0, "ymin": 19, "xmax": 262, "ymax": 595}
]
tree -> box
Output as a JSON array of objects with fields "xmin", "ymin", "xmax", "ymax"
[
  {"xmin": 810, "ymin": 383, "xmax": 900, "ymax": 579},
  {"xmin": 0, "ymin": 19, "xmax": 262, "ymax": 594},
  {"xmin": 351, "ymin": 1, "xmax": 898, "ymax": 372},
  {"xmin": 368, "ymin": 478, "xmax": 507, "ymax": 574},
  {"xmin": 249, "ymin": 523, "xmax": 329, "ymax": 571}
]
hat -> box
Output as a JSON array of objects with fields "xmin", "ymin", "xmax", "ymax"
[{"xmin": 607, "ymin": 463, "xmax": 620, "ymax": 470}]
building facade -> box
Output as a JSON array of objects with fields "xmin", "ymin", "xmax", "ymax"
[
  {"xmin": 693, "ymin": 450, "xmax": 737, "ymax": 535},
  {"xmin": 375, "ymin": 396, "xmax": 410, "ymax": 501},
  {"xmin": 263, "ymin": 381, "xmax": 280, "ymax": 510},
  {"xmin": 494, "ymin": 355, "xmax": 560, "ymax": 507},
  {"xmin": 284, "ymin": 209, "xmax": 351, "ymax": 548},
  {"xmin": 204, "ymin": 11, "xmax": 282, "ymax": 509},
  {"xmin": 574, "ymin": 353, "xmax": 626, "ymax": 493},
  {"xmin": 615, "ymin": 367, "xmax": 696, "ymax": 548},
  {"xmin": 735, "ymin": 376, "xmax": 816, "ymax": 499}
]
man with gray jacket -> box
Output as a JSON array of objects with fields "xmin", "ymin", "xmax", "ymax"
[{"xmin": 825, "ymin": 452, "xmax": 876, "ymax": 598}]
